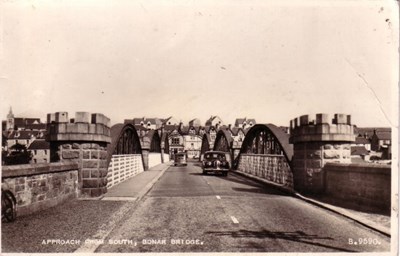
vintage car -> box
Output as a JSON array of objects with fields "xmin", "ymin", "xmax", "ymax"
[
  {"xmin": 174, "ymin": 152, "xmax": 188, "ymax": 166},
  {"xmin": 202, "ymin": 151, "xmax": 231, "ymax": 176}
]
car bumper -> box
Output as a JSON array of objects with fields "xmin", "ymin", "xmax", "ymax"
[
  {"xmin": 174, "ymin": 163, "xmax": 187, "ymax": 166},
  {"xmin": 203, "ymin": 168, "xmax": 229, "ymax": 173}
]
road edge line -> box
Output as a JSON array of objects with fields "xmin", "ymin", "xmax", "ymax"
[
  {"xmin": 136, "ymin": 163, "xmax": 171, "ymax": 201},
  {"xmin": 294, "ymin": 193, "xmax": 391, "ymax": 237}
]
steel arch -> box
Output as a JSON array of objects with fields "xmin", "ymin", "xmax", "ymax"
[
  {"xmin": 238, "ymin": 124, "xmax": 293, "ymax": 163},
  {"xmin": 106, "ymin": 123, "xmax": 143, "ymax": 168},
  {"xmin": 144, "ymin": 130, "xmax": 162, "ymax": 153},
  {"xmin": 213, "ymin": 129, "xmax": 234, "ymax": 152}
]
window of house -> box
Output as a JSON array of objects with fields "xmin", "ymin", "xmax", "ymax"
[
  {"xmin": 44, "ymin": 150, "xmax": 47, "ymax": 155},
  {"xmin": 172, "ymin": 138, "xmax": 180, "ymax": 145},
  {"xmin": 34, "ymin": 150, "xmax": 37, "ymax": 154}
]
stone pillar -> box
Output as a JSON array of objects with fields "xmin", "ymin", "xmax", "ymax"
[
  {"xmin": 141, "ymin": 136, "xmax": 150, "ymax": 171},
  {"xmin": 47, "ymin": 112, "xmax": 111, "ymax": 197},
  {"xmin": 160, "ymin": 134, "xmax": 166, "ymax": 163},
  {"xmin": 232, "ymin": 141, "xmax": 242, "ymax": 160},
  {"xmin": 289, "ymin": 113, "xmax": 356, "ymax": 194}
]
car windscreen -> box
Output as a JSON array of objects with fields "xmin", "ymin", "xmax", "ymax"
[{"xmin": 205, "ymin": 153, "xmax": 225, "ymax": 159}]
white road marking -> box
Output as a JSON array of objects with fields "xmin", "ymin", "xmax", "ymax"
[
  {"xmin": 230, "ymin": 216, "xmax": 239, "ymax": 224},
  {"xmin": 216, "ymin": 195, "xmax": 221, "ymax": 199}
]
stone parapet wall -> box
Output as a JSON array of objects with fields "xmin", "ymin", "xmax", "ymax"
[
  {"xmin": 47, "ymin": 111, "xmax": 111, "ymax": 197},
  {"xmin": 2, "ymin": 162, "xmax": 79, "ymax": 216},
  {"xmin": 237, "ymin": 154, "xmax": 293, "ymax": 189},
  {"xmin": 107, "ymin": 154, "xmax": 144, "ymax": 189},
  {"xmin": 324, "ymin": 163, "xmax": 391, "ymax": 214}
]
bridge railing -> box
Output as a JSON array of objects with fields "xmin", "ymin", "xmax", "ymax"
[
  {"xmin": 237, "ymin": 153, "xmax": 293, "ymax": 189},
  {"xmin": 107, "ymin": 154, "xmax": 144, "ymax": 189}
]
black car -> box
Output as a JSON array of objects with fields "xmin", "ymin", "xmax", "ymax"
[{"xmin": 202, "ymin": 151, "xmax": 231, "ymax": 176}]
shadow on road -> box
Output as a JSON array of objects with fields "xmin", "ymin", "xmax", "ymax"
[
  {"xmin": 189, "ymin": 171, "xmax": 288, "ymax": 196},
  {"xmin": 218, "ymin": 173, "xmax": 288, "ymax": 196},
  {"xmin": 205, "ymin": 229, "xmax": 356, "ymax": 252}
]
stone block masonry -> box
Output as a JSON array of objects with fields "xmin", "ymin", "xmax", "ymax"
[
  {"xmin": 324, "ymin": 163, "xmax": 391, "ymax": 214},
  {"xmin": 2, "ymin": 162, "xmax": 79, "ymax": 216},
  {"xmin": 289, "ymin": 113, "xmax": 356, "ymax": 193},
  {"xmin": 46, "ymin": 112, "xmax": 111, "ymax": 197}
]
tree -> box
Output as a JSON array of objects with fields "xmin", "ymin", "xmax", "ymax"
[{"xmin": 3, "ymin": 143, "xmax": 32, "ymax": 165}]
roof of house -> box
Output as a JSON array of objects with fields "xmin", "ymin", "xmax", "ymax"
[
  {"xmin": 132, "ymin": 117, "xmax": 162, "ymax": 125},
  {"xmin": 7, "ymin": 130, "xmax": 44, "ymax": 140},
  {"xmin": 234, "ymin": 118, "xmax": 256, "ymax": 126},
  {"xmin": 229, "ymin": 127, "xmax": 241, "ymax": 136},
  {"xmin": 133, "ymin": 125, "xmax": 150, "ymax": 134},
  {"xmin": 163, "ymin": 124, "xmax": 179, "ymax": 132},
  {"xmin": 205, "ymin": 116, "xmax": 223, "ymax": 126},
  {"xmin": 188, "ymin": 126, "xmax": 200, "ymax": 133},
  {"xmin": 374, "ymin": 131, "xmax": 391, "ymax": 140},
  {"xmin": 13, "ymin": 118, "xmax": 42, "ymax": 126},
  {"xmin": 189, "ymin": 118, "xmax": 201, "ymax": 126},
  {"xmin": 203, "ymin": 126, "xmax": 215, "ymax": 132},
  {"xmin": 355, "ymin": 127, "xmax": 391, "ymax": 138},
  {"xmin": 162, "ymin": 116, "xmax": 179, "ymax": 125},
  {"xmin": 179, "ymin": 126, "xmax": 189, "ymax": 134},
  {"xmin": 28, "ymin": 139, "xmax": 50, "ymax": 150},
  {"xmin": 23, "ymin": 123, "xmax": 47, "ymax": 130},
  {"xmin": 351, "ymin": 146, "xmax": 369, "ymax": 156},
  {"xmin": 354, "ymin": 136, "xmax": 370, "ymax": 144}
]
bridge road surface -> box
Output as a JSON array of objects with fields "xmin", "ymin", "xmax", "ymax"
[{"xmin": 96, "ymin": 161, "xmax": 390, "ymax": 253}]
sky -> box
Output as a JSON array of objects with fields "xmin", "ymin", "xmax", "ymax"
[{"xmin": 0, "ymin": 0, "xmax": 398, "ymax": 127}]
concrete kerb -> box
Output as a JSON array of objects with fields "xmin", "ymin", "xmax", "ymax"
[
  {"xmin": 232, "ymin": 170, "xmax": 390, "ymax": 237},
  {"xmin": 74, "ymin": 163, "xmax": 171, "ymax": 253},
  {"xmin": 294, "ymin": 193, "xmax": 391, "ymax": 237},
  {"xmin": 136, "ymin": 163, "xmax": 171, "ymax": 201}
]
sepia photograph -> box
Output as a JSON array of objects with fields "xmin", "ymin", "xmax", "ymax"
[{"xmin": 0, "ymin": 0, "xmax": 398, "ymax": 255}]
